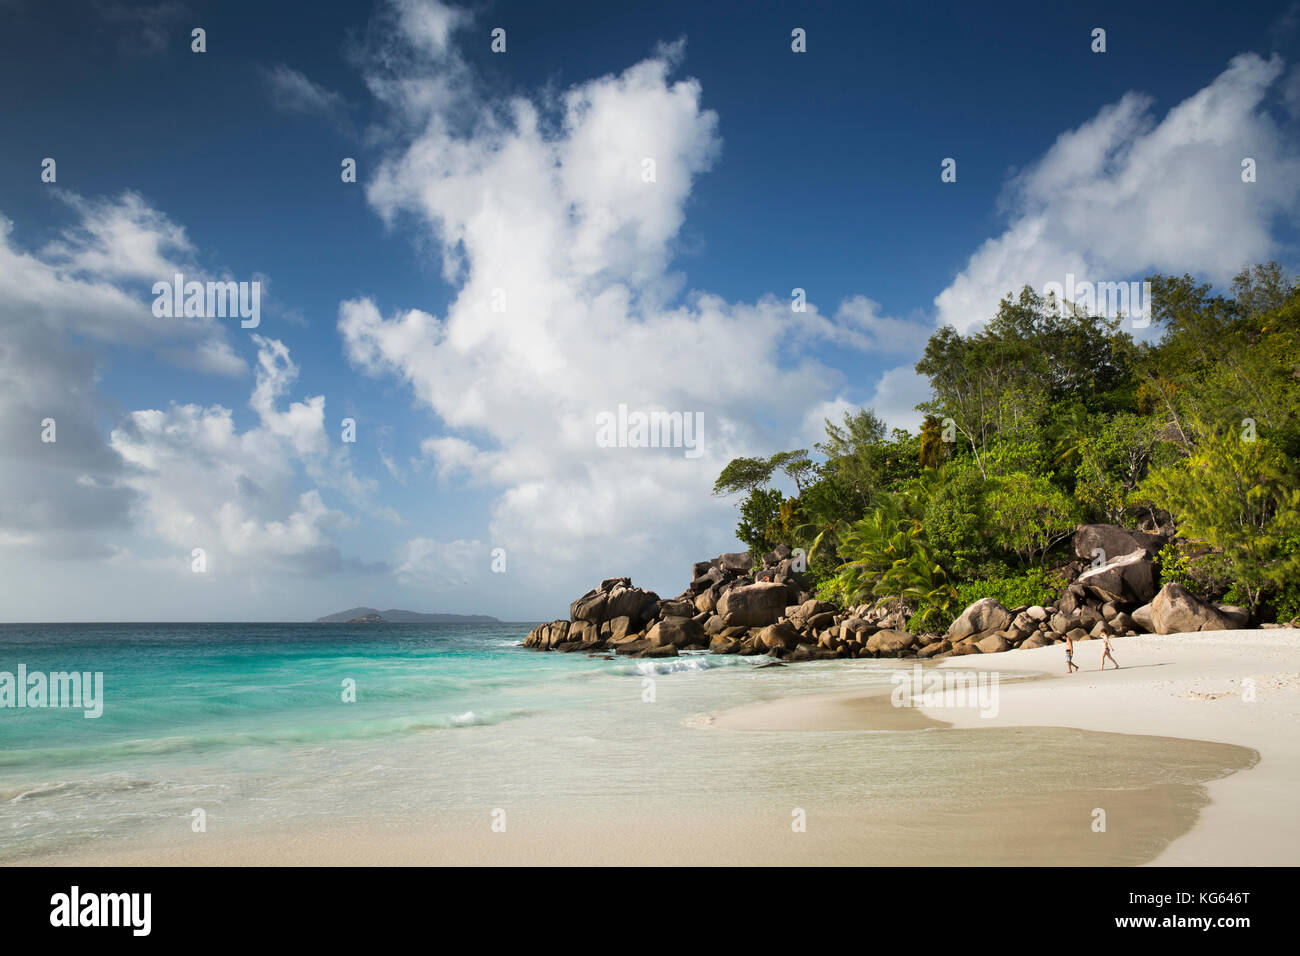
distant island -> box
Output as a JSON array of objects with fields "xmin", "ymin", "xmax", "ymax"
[{"xmin": 315, "ymin": 607, "xmax": 500, "ymax": 624}]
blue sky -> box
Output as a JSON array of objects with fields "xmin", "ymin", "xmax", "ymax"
[{"xmin": 1, "ymin": 0, "xmax": 1298, "ymax": 621}]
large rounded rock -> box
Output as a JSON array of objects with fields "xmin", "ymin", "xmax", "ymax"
[
  {"xmin": 702, "ymin": 614, "xmax": 727, "ymax": 635},
  {"xmin": 569, "ymin": 589, "xmax": 608, "ymax": 623},
  {"xmin": 657, "ymin": 597, "xmax": 695, "ymax": 618},
  {"xmin": 717, "ymin": 581, "xmax": 790, "ymax": 628},
  {"xmin": 866, "ymin": 628, "xmax": 917, "ymax": 657},
  {"xmin": 757, "ymin": 620, "xmax": 799, "ymax": 651},
  {"xmin": 976, "ymin": 632, "xmax": 1012, "ymax": 654},
  {"xmin": 1217, "ymin": 605, "xmax": 1250, "ymax": 628},
  {"xmin": 1150, "ymin": 582, "xmax": 1239, "ymax": 633},
  {"xmin": 524, "ymin": 619, "xmax": 570, "ymax": 649},
  {"xmin": 646, "ymin": 617, "xmax": 705, "ymax": 648},
  {"xmin": 1110, "ymin": 611, "xmax": 1137, "ymax": 633},
  {"xmin": 946, "ymin": 598, "xmax": 1012, "ymax": 642},
  {"xmin": 693, "ymin": 586, "xmax": 720, "ymax": 614},
  {"xmin": 719, "ymin": 552, "xmax": 754, "ymax": 573},
  {"xmin": 709, "ymin": 633, "xmax": 741, "ymax": 654},
  {"xmin": 605, "ymin": 615, "xmax": 636, "ymax": 642},
  {"xmin": 605, "ymin": 585, "xmax": 660, "ymax": 627},
  {"xmin": 1074, "ymin": 524, "xmax": 1166, "ymax": 562},
  {"xmin": 839, "ymin": 617, "xmax": 877, "ymax": 641},
  {"xmin": 1076, "ymin": 549, "xmax": 1157, "ymax": 604}
]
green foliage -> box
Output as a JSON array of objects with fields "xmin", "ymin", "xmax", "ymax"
[
  {"xmin": 735, "ymin": 487, "xmax": 785, "ymax": 556},
  {"xmin": 712, "ymin": 457, "xmax": 776, "ymax": 497},
  {"xmin": 1141, "ymin": 427, "xmax": 1300, "ymax": 612},
  {"xmin": 1272, "ymin": 582, "xmax": 1300, "ymax": 624},
  {"xmin": 713, "ymin": 450, "xmax": 815, "ymax": 498},
  {"xmin": 817, "ymin": 408, "xmax": 887, "ymax": 459},
  {"xmin": 825, "ymin": 495, "xmax": 960, "ymax": 626},
  {"xmin": 714, "ymin": 262, "xmax": 1300, "ymax": 626},
  {"xmin": 984, "ymin": 472, "xmax": 1079, "ymax": 566},
  {"xmin": 1155, "ymin": 543, "xmax": 1241, "ymax": 607},
  {"xmin": 1072, "ymin": 412, "xmax": 1159, "ymax": 522},
  {"xmin": 953, "ymin": 567, "xmax": 1065, "ymax": 616},
  {"xmin": 830, "ymin": 499, "xmax": 919, "ymax": 603},
  {"xmin": 919, "ymin": 461, "xmax": 990, "ymax": 580},
  {"xmin": 918, "ymin": 415, "xmax": 946, "ymax": 468},
  {"xmin": 915, "ymin": 286, "xmax": 1136, "ymax": 477}
]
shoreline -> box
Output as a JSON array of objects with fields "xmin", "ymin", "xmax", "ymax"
[
  {"xmin": 9, "ymin": 628, "xmax": 1292, "ymax": 867},
  {"xmin": 712, "ymin": 628, "xmax": 1299, "ymax": 865}
]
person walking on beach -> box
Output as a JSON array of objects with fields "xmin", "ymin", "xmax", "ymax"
[
  {"xmin": 1065, "ymin": 633, "xmax": 1080, "ymax": 674},
  {"xmin": 1100, "ymin": 632, "xmax": 1119, "ymax": 670}
]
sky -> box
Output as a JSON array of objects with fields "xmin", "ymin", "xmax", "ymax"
[{"xmin": 1, "ymin": 0, "xmax": 1298, "ymax": 622}]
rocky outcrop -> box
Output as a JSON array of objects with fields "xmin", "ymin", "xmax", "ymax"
[
  {"xmin": 527, "ymin": 577, "xmax": 662, "ymax": 652},
  {"xmin": 526, "ymin": 546, "xmax": 815, "ymax": 658},
  {"xmin": 1149, "ymin": 582, "xmax": 1242, "ymax": 633},
  {"xmin": 523, "ymin": 522, "xmax": 1255, "ymax": 662}
]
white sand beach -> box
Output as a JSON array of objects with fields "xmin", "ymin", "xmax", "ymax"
[{"xmin": 716, "ymin": 628, "xmax": 1300, "ymax": 865}]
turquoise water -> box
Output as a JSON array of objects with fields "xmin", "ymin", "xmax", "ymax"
[
  {"xmin": 0, "ymin": 623, "xmax": 1254, "ymax": 864},
  {"xmin": 0, "ymin": 622, "xmax": 575, "ymax": 766},
  {"xmin": 0, "ymin": 621, "xmax": 829, "ymax": 859}
]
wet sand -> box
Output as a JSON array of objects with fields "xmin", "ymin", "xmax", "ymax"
[{"xmin": 713, "ymin": 629, "xmax": 1298, "ymax": 866}]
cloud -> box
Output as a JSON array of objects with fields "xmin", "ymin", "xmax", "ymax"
[
  {"xmin": 815, "ymin": 295, "xmax": 933, "ymax": 355},
  {"xmin": 93, "ymin": 0, "xmax": 190, "ymax": 57},
  {"xmin": 263, "ymin": 64, "xmax": 353, "ymax": 130},
  {"xmin": 864, "ymin": 366, "xmax": 931, "ymax": 433},
  {"xmin": 339, "ymin": 1, "xmax": 902, "ymax": 588},
  {"xmin": 0, "ymin": 194, "xmax": 388, "ymax": 584},
  {"xmin": 0, "ymin": 193, "xmax": 256, "ymax": 559},
  {"xmin": 109, "ymin": 336, "xmax": 352, "ymax": 575},
  {"xmin": 3, "ymin": 192, "xmax": 245, "ymax": 375},
  {"xmin": 42, "ymin": 190, "xmax": 195, "ymax": 281},
  {"xmin": 390, "ymin": 0, "xmax": 466, "ymax": 56},
  {"xmin": 396, "ymin": 536, "xmax": 482, "ymax": 588},
  {"xmin": 935, "ymin": 53, "xmax": 1300, "ymax": 333}
]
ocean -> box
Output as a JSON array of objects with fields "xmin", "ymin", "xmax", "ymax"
[{"xmin": 0, "ymin": 622, "xmax": 1254, "ymax": 865}]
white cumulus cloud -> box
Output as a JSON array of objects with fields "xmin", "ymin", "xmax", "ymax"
[{"xmin": 936, "ymin": 53, "xmax": 1300, "ymax": 332}]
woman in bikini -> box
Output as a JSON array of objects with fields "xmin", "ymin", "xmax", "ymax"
[{"xmin": 1100, "ymin": 632, "xmax": 1119, "ymax": 670}]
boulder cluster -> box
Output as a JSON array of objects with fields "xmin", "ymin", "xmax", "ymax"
[
  {"xmin": 523, "ymin": 546, "xmax": 822, "ymax": 658},
  {"xmin": 523, "ymin": 524, "xmax": 1253, "ymax": 661},
  {"xmin": 937, "ymin": 524, "xmax": 1250, "ymax": 659}
]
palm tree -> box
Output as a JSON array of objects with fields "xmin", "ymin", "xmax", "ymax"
[{"xmin": 1049, "ymin": 402, "xmax": 1093, "ymax": 470}]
